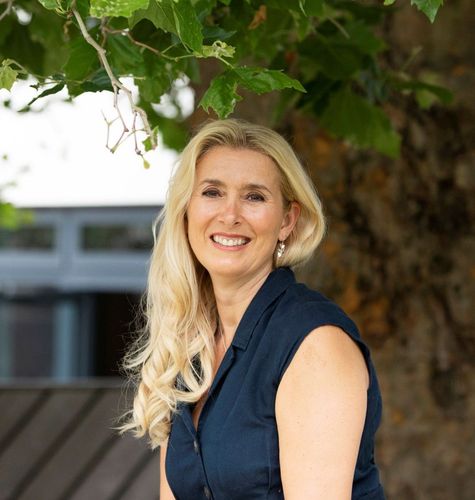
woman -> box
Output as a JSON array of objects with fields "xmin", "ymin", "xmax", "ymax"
[{"xmin": 119, "ymin": 119, "xmax": 386, "ymax": 499}]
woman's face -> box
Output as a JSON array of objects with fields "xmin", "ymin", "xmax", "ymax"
[{"xmin": 186, "ymin": 146, "xmax": 300, "ymax": 283}]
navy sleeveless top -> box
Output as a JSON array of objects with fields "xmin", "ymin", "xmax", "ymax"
[{"xmin": 165, "ymin": 266, "xmax": 386, "ymax": 499}]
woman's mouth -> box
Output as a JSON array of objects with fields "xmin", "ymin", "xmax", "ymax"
[{"xmin": 210, "ymin": 235, "xmax": 251, "ymax": 248}]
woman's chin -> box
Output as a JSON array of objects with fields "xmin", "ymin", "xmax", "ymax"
[
  {"xmin": 206, "ymin": 262, "xmax": 247, "ymax": 277},
  {"xmin": 203, "ymin": 258, "xmax": 274, "ymax": 283}
]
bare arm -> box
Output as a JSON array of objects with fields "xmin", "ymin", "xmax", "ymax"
[
  {"xmin": 159, "ymin": 436, "xmax": 176, "ymax": 500},
  {"xmin": 275, "ymin": 325, "xmax": 369, "ymax": 500}
]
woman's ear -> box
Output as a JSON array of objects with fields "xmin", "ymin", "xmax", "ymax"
[{"xmin": 279, "ymin": 201, "xmax": 301, "ymax": 241}]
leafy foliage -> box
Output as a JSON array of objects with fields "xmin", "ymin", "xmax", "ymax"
[
  {"xmin": 200, "ymin": 67, "xmax": 305, "ymax": 119},
  {"xmin": 0, "ymin": 203, "xmax": 34, "ymax": 229},
  {"xmin": 412, "ymin": 0, "xmax": 444, "ymax": 24},
  {"xmin": 0, "ymin": 60, "xmax": 18, "ymax": 90},
  {"xmin": 0, "ymin": 0, "xmax": 447, "ymax": 160},
  {"xmin": 90, "ymin": 0, "xmax": 149, "ymax": 18},
  {"xmin": 320, "ymin": 87, "xmax": 401, "ymax": 158},
  {"xmin": 385, "ymin": 0, "xmax": 444, "ymax": 23}
]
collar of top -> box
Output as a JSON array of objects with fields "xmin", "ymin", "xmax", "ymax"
[{"xmin": 231, "ymin": 266, "xmax": 296, "ymax": 351}]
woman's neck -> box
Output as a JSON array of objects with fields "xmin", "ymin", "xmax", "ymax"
[{"xmin": 211, "ymin": 267, "xmax": 272, "ymax": 343}]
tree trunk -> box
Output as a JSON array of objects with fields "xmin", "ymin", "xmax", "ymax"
[
  {"xmin": 290, "ymin": 2, "xmax": 475, "ymax": 497},
  {"xmin": 189, "ymin": 2, "xmax": 475, "ymax": 497}
]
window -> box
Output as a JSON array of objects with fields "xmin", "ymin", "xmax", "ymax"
[
  {"xmin": 0, "ymin": 295, "xmax": 91, "ymax": 380},
  {"xmin": 0, "ymin": 292, "xmax": 140, "ymax": 380},
  {"xmin": 81, "ymin": 224, "xmax": 153, "ymax": 251},
  {"xmin": 0, "ymin": 226, "xmax": 55, "ymax": 250}
]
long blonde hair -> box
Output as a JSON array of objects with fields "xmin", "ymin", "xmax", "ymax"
[{"xmin": 117, "ymin": 119, "xmax": 327, "ymax": 449}]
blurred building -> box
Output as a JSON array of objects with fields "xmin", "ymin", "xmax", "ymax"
[
  {"xmin": 0, "ymin": 205, "xmax": 160, "ymax": 381},
  {"xmin": 0, "ymin": 205, "xmax": 161, "ymax": 500}
]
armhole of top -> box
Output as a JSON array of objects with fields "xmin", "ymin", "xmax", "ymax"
[{"xmin": 278, "ymin": 319, "xmax": 373, "ymax": 394}]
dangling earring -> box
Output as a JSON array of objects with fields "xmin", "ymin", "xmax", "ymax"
[{"xmin": 277, "ymin": 240, "xmax": 286, "ymax": 258}]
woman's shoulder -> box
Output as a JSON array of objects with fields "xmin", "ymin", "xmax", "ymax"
[
  {"xmin": 274, "ymin": 280, "xmax": 361, "ymax": 337},
  {"xmin": 264, "ymin": 279, "xmax": 374, "ymax": 385}
]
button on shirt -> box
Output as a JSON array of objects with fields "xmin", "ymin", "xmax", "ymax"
[{"xmin": 165, "ymin": 267, "xmax": 386, "ymax": 500}]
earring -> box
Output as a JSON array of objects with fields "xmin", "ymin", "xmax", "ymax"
[{"xmin": 277, "ymin": 240, "xmax": 286, "ymax": 258}]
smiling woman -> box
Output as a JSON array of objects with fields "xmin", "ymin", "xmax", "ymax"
[
  {"xmin": 117, "ymin": 119, "xmax": 386, "ymax": 500},
  {"xmin": 186, "ymin": 146, "xmax": 300, "ymax": 284}
]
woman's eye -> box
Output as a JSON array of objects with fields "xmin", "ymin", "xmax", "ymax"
[
  {"xmin": 202, "ymin": 189, "xmax": 220, "ymax": 197},
  {"xmin": 247, "ymin": 193, "xmax": 265, "ymax": 202}
]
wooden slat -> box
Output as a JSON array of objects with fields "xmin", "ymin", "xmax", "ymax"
[
  {"xmin": 0, "ymin": 390, "xmax": 45, "ymax": 447},
  {"xmin": 0, "ymin": 389, "xmax": 94, "ymax": 500},
  {"xmin": 114, "ymin": 452, "xmax": 160, "ymax": 500},
  {"xmin": 18, "ymin": 389, "xmax": 121, "ymax": 500},
  {"xmin": 68, "ymin": 433, "xmax": 151, "ymax": 500}
]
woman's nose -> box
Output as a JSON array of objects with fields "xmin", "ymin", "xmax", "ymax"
[{"xmin": 218, "ymin": 196, "xmax": 242, "ymax": 225}]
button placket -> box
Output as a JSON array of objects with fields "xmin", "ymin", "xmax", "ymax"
[{"xmin": 193, "ymin": 438, "xmax": 200, "ymax": 453}]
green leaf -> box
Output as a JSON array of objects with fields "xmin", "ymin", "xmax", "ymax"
[
  {"xmin": 142, "ymin": 117, "xmax": 187, "ymax": 151},
  {"xmin": 199, "ymin": 67, "xmax": 305, "ymax": 119},
  {"xmin": 0, "ymin": 61, "xmax": 18, "ymax": 91},
  {"xmin": 392, "ymin": 79, "xmax": 453, "ymax": 107},
  {"xmin": 199, "ymin": 72, "xmax": 241, "ymax": 119},
  {"xmin": 129, "ymin": 0, "xmax": 202, "ymax": 52},
  {"xmin": 142, "ymin": 125, "xmax": 158, "ymax": 151},
  {"xmin": 302, "ymin": 33, "xmax": 364, "ymax": 80},
  {"xmin": 199, "ymin": 40, "xmax": 235, "ymax": 59},
  {"xmin": 81, "ymin": 68, "xmax": 114, "ymax": 92},
  {"xmin": 154, "ymin": 116, "xmax": 188, "ymax": 150},
  {"xmin": 28, "ymin": 2, "xmax": 69, "ymax": 73},
  {"xmin": 202, "ymin": 26, "xmax": 236, "ymax": 43},
  {"xmin": 0, "ymin": 204, "xmax": 34, "ymax": 230},
  {"xmin": 68, "ymin": 68, "xmax": 113, "ymax": 95},
  {"xmin": 234, "ymin": 67, "xmax": 306, "ymax": 94},
  {"xmin": 0, "ymin": 15, "xmax": 14, "ymax": 46},
  {"xmin": 90, "ymin": 0, "xmax": 149, "ymax": 18},
  {"xmin": 37, "ymin": 0, "xmax": 73, "ymax": 13},
  {"xmin": 384, "ymin": 0, "xmax": 444, "ymax": 22},
  {"xmin": 292, "ymin": 9, "xmax": 313, "ymax": 40},
  {"xmin": 130, "ymin": 0, "xmax": 173, "ymax": 31},
  {"xmin": 411, "ymin": 0, "xmax": 443, "ymax": 22},
  {"xmin": 107, "ymin": 34, "xmax": 145, "ymax": 75},
  {"xmin": 342, "ymin": 21, "xmax": 387, "ymax": 55},
  {"xmin": 37, "ymin": 0, "xmax": 60, "ymax": 10},
  {"xmin": 27, "ymin": 83, "xmax": 65, "ymax": 106},
  {"xmin": 415, "ymin": 83, "xmax": 452, "ymax": 109},
  {"xmin": 329, "ymin": 1, "xmax": 386, "ymax": 24},
  {"xmin": 320, "ymin": 87, "xmax": 400, "ymax": 158},
  {"xmin": 135, "ymin": 51, "xmax": 173, "ymax": 102},
  {"xmin": 63, "ymin": 36, "xmax": 98, "ymax": 81},
  {"xmin": 171, "ymin": 0, "xmax": 203, "ymax": 52},
  {"xmin": 75, "ymin": 0, "xmax": 91, "ymax": 19},
  {"xmin": 1, "ymin": 24, "xmax": 46, "ymax": 75},
  {"xmin": 302, "ymin": 0, "xmax": 324, "ymax": 16}
]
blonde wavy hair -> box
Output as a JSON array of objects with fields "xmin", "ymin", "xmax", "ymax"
[{"xmin": 117, "ymin": 119, "xmax": 327, "ymax": 449}]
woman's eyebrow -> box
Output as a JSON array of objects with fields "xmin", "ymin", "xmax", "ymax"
[
  {"xmin": 199, "ymin": 178, "xmax": 224, "ymax": 187},
  {"xmin": 245, "ymin": 183, "xmax": 272, "ymax": 194},
  {"xmin": 199, "ymin": 178, "xmax": 272, "ymax": 194}
]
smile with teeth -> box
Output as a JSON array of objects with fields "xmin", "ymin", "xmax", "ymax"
[{"xmin": 211, "ymin": 235, "xmax": 250, "ymax": 247}]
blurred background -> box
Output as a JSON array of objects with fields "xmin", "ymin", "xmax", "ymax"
[
  {"xmin": 0, "ymin": 84, "xmax": 178, "ymax": 498},
  {"xmin": 1, "ymin": 0, "xmax": 475, "ymax": 499}
]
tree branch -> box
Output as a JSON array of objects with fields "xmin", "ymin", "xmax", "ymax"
[
  {"xmin": 71, "ymin": 8, "xmax": 156, "ymax": 154},
  {"xmin": 0, "ymin": 0, "xmax": 13, "ymax": 22},
  {"xmin": 102, "ymin": 27, "xmax": 162, "ymax": 57}
]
